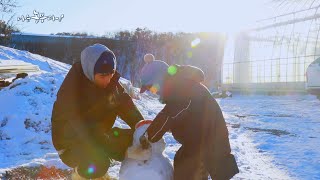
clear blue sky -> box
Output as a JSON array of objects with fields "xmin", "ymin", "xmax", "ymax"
[{"xmin": 15, "ymin": 0, "xmax": 274, "ymax": 35}]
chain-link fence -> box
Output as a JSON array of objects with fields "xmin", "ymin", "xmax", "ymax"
[{"xmin": 223, "ymin": 2, "xmax": 320, "ymax": 90}]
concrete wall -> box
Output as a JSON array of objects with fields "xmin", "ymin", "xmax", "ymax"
[{"xmin": 233, "ymin": 33, "xmax": 251, "ymax": 84}]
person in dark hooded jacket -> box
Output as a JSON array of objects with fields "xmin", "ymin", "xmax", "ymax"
[
  {"xmin": 51, "ymin": 44, "xmax": 144, "ymax": 179},
  {"xmin": 139, "ymin": 54, "xmax": 239, "ymax": 180}
]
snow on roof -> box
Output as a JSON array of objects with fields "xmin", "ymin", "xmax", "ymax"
[
  {"xmin": 0, "ymin": 60, "xmax": 40, "ymax": 73},
  {"xmin": 0, "ymin": 45, "xmax": 71, "ymax": 73},
  {"xmin": 11, "ymin": 32, "xmax": 106, "ymax": 39},
  {"xmin": 0, "ymin": 60, "xmax": 32, "ymax": 66}
]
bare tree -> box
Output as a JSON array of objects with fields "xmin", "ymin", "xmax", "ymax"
[
  {"xmin": 0, "ymin": 0, "xmax": 19, "ymax": 45},
  {"xmin": 0, "ymin": 0, "xmax": 17, "ymax": 13}
]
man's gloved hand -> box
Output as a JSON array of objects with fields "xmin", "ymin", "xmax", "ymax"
[
  {"xmin": 103, "ymin": 127, "xmax": 134, "ymax": 161},
  {"xmin": 139, "ymin": 132, "xmax": 151, "ymax": 149}
]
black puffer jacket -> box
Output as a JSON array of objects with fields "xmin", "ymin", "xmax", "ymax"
[
  {"xmin": 51, "ymin": 62, "xmax": 143, "ymax": 152},
  {"xmin": 146, "ymin": 64, "xmax": 239, "ymax": 180}
]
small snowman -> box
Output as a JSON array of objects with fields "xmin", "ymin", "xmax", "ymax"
[{"xmin": 119, "ymin": 120, "xmax": 173, "ymax": 180}]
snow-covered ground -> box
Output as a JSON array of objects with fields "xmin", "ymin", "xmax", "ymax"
[
  {"xmin": 0, "ymin": 46, "xmax": 319, "ymax": 179},
  {"xmin": 219, "ymin": 95, "xmax": 320, "ymax": 180}
]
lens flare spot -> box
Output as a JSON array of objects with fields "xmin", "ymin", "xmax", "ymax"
[
  {"xmin": 191, "ymin": 38, "xmax": 201, "ymax": 48},
  {"xmin": 168, "ymin": 66, "xmax": 177, "ymax": 76},
  {"xmin": 113, "ymin": 130, "xmax": 119, "ymax": 137},
  {"xmin": 87, "ymin": 165, "xmax": 95, "ymax": 174},
  {"xmin": 187, "ymin": 51, "xmax": 193, "ymax": 58}
]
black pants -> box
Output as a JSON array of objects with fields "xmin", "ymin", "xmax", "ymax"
[
  {"xmin": 174, "ymin": 146, "xmax": 209, "ymax": 180},
  {"xmin": 59, "ymin": 128, "xmax": 133, "ymax": 179}
]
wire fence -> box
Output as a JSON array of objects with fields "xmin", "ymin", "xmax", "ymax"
[
  {"xmin": 223, "ymin": 57, "xmax": 315, "ymax": 84},
  {"xmin": 223, "ymin": 3, "xmax": 320, "ymax": 85}
]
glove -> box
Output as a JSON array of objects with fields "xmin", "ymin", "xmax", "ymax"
[
  {"xmin": 139, "ymin": 132, "xmax": 151, "ymax": 149},
  {"xmin": 103, "ymin": 127, "xmax": 134, "ymax": 161}
]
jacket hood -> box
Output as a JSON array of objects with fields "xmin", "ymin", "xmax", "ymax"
[
  {"xmin": 173, "ymin": 64, "xmax": 205, "ymax": 83},
  {"xmin": 80, "ymin": 44, "xmax": 116, "ymax": 82},
  {"xmin": 159, "ymin": 64, "xmax": 205, "ymax": 103}
]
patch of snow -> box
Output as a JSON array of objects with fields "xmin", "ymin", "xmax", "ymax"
[{"xmin": 219, "ymin": 95, "xmax": 320, "ymax": 179}]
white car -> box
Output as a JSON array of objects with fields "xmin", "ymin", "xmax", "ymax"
[{"xmin": 306, "ymin": 57, "xmax": 320, "ymax": 99}]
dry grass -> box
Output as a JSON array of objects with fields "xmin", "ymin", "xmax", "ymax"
[{"xmin": 1, "ymin": 165, "xmax": 73, "ymax": 180}]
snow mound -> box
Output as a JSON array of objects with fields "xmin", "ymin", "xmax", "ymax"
[{"xmin": 0, "ymin": 46, "xmax": 71, "ymax": 171}]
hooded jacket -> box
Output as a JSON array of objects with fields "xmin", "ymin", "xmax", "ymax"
[
  {"xmin": 145, "ymin": 64, "xmax": 239, "ymax": 180},
  {"xmin": 51, "ymin": 45, "xmax": 143, "ymax": 152}
]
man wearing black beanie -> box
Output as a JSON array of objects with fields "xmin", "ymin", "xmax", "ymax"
[{"xmin": 51, "ymin": 44, "xmax": 144, "ymax": 179}]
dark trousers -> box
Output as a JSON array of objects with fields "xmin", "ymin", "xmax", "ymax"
[
  {"xmin": 205, "ymin": 153, "xmax": 239, "ymax": 180},
  {"xmin": 58, "ymin": 128, "xmax": 133, "ymax": 179},
  {"xmin": 174, "ymin": 146, "xmax": 209, "ymax": 180},
  {"xmin": 174, "ymin": 147, "xmax": 238, "ymax": 180}
]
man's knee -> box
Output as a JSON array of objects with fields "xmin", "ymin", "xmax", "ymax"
[
  {"xmin": 58, "ymin": 149, "xmax": 78, "ymax": 168},
  {"xmin": 76, "ymin": 158, "xmax": 110, "ymax": 179}
]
